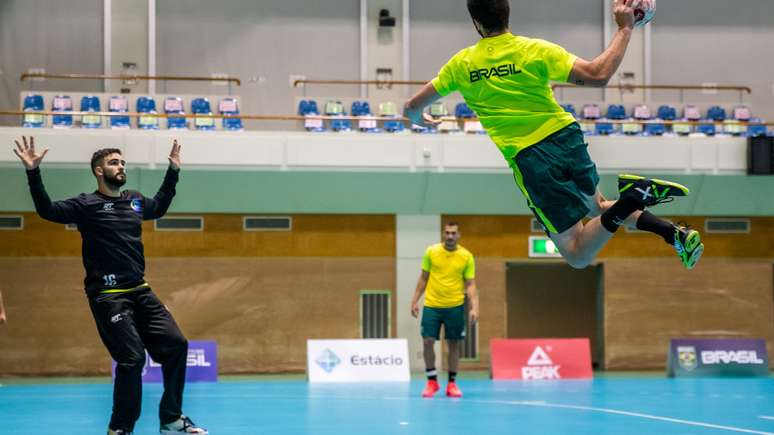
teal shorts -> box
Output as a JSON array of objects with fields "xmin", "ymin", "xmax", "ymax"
[
  {"xmin": 509, "ymin": 123, "xmax": 600, "ymax": 234},
  {"xmin": 421, "ymin": 305, "xmax": 466, "ymax": 341}
]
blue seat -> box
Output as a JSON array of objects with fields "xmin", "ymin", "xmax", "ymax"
[
  {"xmin": 51, "ymin": 95, "xmax": 73, "ymax": 128},
  {"xmin": 219, "ymin": 98, "xmax": 243, "ymax": 131},
  {"xmin": 191, "ymin": 98, "xmax": 215, "ymax": 131},
  {"xmin": 109, "ymin": 96, "xmax": 130, "ymax": 129},
  {"xmin": 657, "ymin": 105, "xmax": 677, "ymax": 121},
  {"xmin": 80, "ymin": 96, "xmax": 102, "ymax": 128},
  {"xmin": 560, "ymin": 104, "xmax": 577, "ymax": 118},
  {"xmin": 351, "ymin": 100, "xmax": 377, "ymax": 133},
  {"xmin": 298, "ymin": 99, "xmax": 319, "ymax": 116},
  {"xmin": 164, "ymin": 97, "xmax": 187, "ymax": 130},
  {"xmin": 748, "ymin": 118, "xmax": 768, "ymax": 137},
  {"xmin": 136, "ymin": 96, "xmax": 159, "ymax": 130},
  {"xmin": 707, "ymin": 106, "xmax": 727, "ymax": 122},
  {"xmin": 595, "ymin": 104, "xmax": 624, "ymax": 136},
  {"xmin": 455, "ymin": 102, "xmax": 475, "ymax": 119},
  {"xmin": 351, "ymin": 100, "xmax": 372, "ymax": 117},
  {"xmin": 22, "ymin": 94, "xmax": 45, "ymax": 128},
  {"xmin": 298, "ymin": 99, "xmax": 325, "ymax": 132},
  {"xmin": 696, "ymin": 122, "xmax": 716, "ymax": 136}
]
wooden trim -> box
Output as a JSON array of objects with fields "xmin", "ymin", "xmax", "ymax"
[{"xmin": 20, "ymin": 73, "xmax": 241, "ymax": 86}]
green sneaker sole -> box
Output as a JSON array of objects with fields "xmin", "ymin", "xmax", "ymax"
[
  {"xmin": 619, "ymin": 174, "xmax": 690, "ymax": 196},
  {"xmin": 683, "ymin": 229, "xmax": 702, "ymax": 252},
  {"xmin": 683, "ymin": 243, "xmax": 704, "ymax": 270}
]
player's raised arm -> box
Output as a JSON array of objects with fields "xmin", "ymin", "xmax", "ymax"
[
  {"xmin": 568, "ymin": 0, "xmax": 639, "ymax": 87},
  {"xmin": 14, "ymin": 136, "xmax": 83, "ymax": 224},
  {"xmin": 143, "ymin": 140, "xmax": 181, "ymax": 220}
]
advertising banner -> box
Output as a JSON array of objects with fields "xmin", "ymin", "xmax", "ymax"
[
  {"xmin": 307, "ymin": 339, "xmax": 410, "ymax": 383},
  {"xmin": 490, "ymin": 338, "xmax": 593, "ymax": 380}
]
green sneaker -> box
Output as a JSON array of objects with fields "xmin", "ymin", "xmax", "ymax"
[
  {"xmin": 618, "ymin": 174, "xmax": 690, "ymax": 207},
  {"xmin": 673, "ymin": 226, "xmax": 704, "ymax": 270}
]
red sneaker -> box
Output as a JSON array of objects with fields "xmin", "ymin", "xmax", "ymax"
[
  {"xmin": 421, "ymin": 380, "xmax": 440, "ymax": 398},
  {"xmin": 446, "ymin": 382, "xmax": 463, "ymax": 398}
]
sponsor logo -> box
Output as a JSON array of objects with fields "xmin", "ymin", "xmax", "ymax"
[
  {"xmin": 130, "ymin": 199, "xmax": 143, "ymax": 213},
  {"xmin": 148, "ymin": 348, "xmax": 213, "ymax": 369},
  {"xmin": 677, "ymin": 346, "xmax": 697, "ymax": 371},
  {"xmin": 522, "ymin": 346, "xmax": 561, "ymax": 380},
  {"xmin": 315, "ymin": 348, "xmax": 342, "ymax": 373},
  {"xmin": 110, "ymin": 313, "xmax": 123, "ymax": 323},
  {"xmin": 350, "ymin": 354, "xmax": 404, "ymax": 366},
  {"xmin": 701, "ymin": 350, "xmax": 765, "ymax": 365},
  {"xmin": 103, "ymin": 202, "xmax": 114, "ymax": 212},
  {"xmin": 469, "ymin": 64, "xmax": 521, "ymax": 83}
]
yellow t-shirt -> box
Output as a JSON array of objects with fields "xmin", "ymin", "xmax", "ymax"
[
  {"xmin": 431, "ymin": 33, "xmax": 577, "ymax": 159},
  {"xmin": 422, "ymin": 243, "xmax": 475, "ymax": 308}
]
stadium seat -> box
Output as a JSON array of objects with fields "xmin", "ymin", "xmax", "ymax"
[
  {"xmin": 747, "ymin": 118, "xmax": 768, "ymax": 137},
  {"xmin": 623, "ymin": 104, "xmax": 650, "ymax": 135},
  {"xmin": 351, "ymin": 100, "xmax": 377, "ymax": 133},
  {"xmin": 22, "ymin": 94, "xmax": 45, "ymax": 128},
  {"xmin": 429, "ymin": 101, "xmax": 459, "ymax": 133},
  {"xmin": 325, "ymin": 100, "xmax": 352, "ymax": 132},
  {"xmin": 109, "ymin": 96, "xmax": 131, "ymax": 129},
  {"xmin": 429, "ymin": 101, "xmax": 448, "ymax": 118},
  {"xmin": 191, "ymin": 98, "xmax": 215, "ymax": 131},
  {"xmin": 51, "ymin": 95, "xmax": 73, "ymax": 129},
  {"xmin": 596, "ymin": 104, "xmax": 625, "ymax": 136},
  {"xmin": 379, "ymin": 102, "xmax": 404, "ymax": 133},
  {"xmin": 298, "ymin": 99, "xmax": 325, "ymax": 132},
  {"xmin": 723, "ymin": 105, "xmax": 752, "ymax": 136},
  {"xmin": 456, "ymin": 102, "xmax": 485, "ymax": 134},
  {"xmin": 579, "ymin": 104, "xmax": 601, "ymax": 135},
  {"xmin": 695, "ymin": 105, "xmax": 723, "ymax": 136},
  {"xmin": 136, "ymin": 96, "xmax": 159, "ymax": 130},
  {"xmin": 164, "ymin": 97, "xmax": 187, "ymax": 130},
  {"xmin": 560, "ymin": 104, "xmax": 577, "ymax": 119},
  {"xmin": 219, "ymin": 98, "xmax": 243, "ymax": 131},
  {"xmin": 80, "ymin": 96, "xmax": 102, "ymax": 128},
  {"xmin": 657, "ymin": 105, "xmax": 677, "ymax": 121},
  {"xmin": 673, "ymin": 105, "xmax": 700, "ymax": 135},
  {"xmin": 707, "ymin": 106, "xmax": 727, "ymax": 122}
]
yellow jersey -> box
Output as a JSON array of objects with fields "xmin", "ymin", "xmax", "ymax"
[
  {"xmin": 422, "ymin": 243, "xmax": 475, "ymax": 308},
  {"xmin": 431, "ymin": 33, "xmax": 577, "ymax": 159}
]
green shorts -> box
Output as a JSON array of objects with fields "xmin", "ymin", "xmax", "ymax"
[
  {"xmin": 509, "ymin": 123, "xmax": 600, "ymax": 234},
  {"xmin": 421, "ymin": 305, "xmax": 466, "ymax": 341}
]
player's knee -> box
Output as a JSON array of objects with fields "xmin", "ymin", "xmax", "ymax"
[
  {"xmin": 566, "ymin": 256, "xmax": 591, "ymax": 269},
  {"xmin": 116, "ymin": 351, "xmax": 146, "ymax": 369},
  {"xmin": 423, "ymin": 338, "xmax": 436, "ymax": 347}
]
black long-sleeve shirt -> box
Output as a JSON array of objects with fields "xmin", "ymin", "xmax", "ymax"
[{"xmin": 26, "ymin": 167, "xmax": 179, "ymax": 297}]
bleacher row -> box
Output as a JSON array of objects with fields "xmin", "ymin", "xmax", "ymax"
[
  {"xmin": 297, "ymin": 99, "xmax": 485, "ymax": 134},
  {"xmin": 20, "ymin": 94, "xmax": 244, "ymax": 131},
  {"xmin": 565, "ymin": 103, "xmax": 769, "ymax": 137},
  {"xmin": 20, "ymin": 93, "xmax": 772, "ymax": 137},
  {"xmin": 299, "ymin": 98, "xmax": 771, "ymax": 137}
]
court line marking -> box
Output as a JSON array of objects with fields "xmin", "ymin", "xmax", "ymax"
[
  {"xmin": 760, "ymin": 416, "xmax": 774, "ymax": 421},
  {"xmin": 449, "ymin": 398, "xmax": 774, "ymax": 435}
]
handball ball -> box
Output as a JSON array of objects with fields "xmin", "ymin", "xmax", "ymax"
[{"xmin": 634, "ymin": 0, "xmax": 656, "ymax": 27}]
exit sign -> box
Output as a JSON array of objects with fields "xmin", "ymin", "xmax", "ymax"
[{"xmin": 528, "ymin": 236, "xmax": 562, "ymax": 258}]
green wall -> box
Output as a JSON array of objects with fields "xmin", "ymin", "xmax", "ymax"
[{"xmin": 2, "ymin": 167, "xmax": 773, "ymax": 216}]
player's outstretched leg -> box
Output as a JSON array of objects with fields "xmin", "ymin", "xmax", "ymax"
[
  {"xmin": 618, "ymin": 174, "xmax": 704, "ymax": 269},
  {"xmin": 552, "ymin": 174, "xmax": 698, "ymax": 269}
]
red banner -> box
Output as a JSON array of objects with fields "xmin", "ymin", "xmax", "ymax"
[{"xmin": 490, "ymin": 338, "xmax": 593, "ymax": 380}]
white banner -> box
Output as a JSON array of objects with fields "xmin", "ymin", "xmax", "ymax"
[{"xmin": 307, "ymin": 339, "xmax": 410, "ymax": 383}]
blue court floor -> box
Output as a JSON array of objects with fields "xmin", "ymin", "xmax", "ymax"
[{"xmin": 1, "ymin": 375, "xmax": 774, "ymax": 434}]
